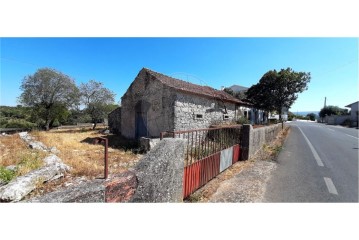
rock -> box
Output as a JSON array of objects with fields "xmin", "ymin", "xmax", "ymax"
[
  {"xmin": 103, "ymin": 130, "xmax": 110, "ymax": 134},
  {"xmin": 49, "ymin": 146, "xmax": 60, "ymax": 154},
  {"xmin": 139, "ymin": 137, "xmax": 160, "ymax": 152},
  {"xmin": 29, "ymin": 141, "xmax": 48, "ymax": 151},
  {"xmin": 0, "ymin": 154, "xmax": 70, "ymax": 202},
  {"xmin": 25, "ymin": 180, "xmax": 105, "ymax": 203},
  {"xmin": 5, "ymin": 165, "xmax": 17, "ymax": 172},
  {"xmin": 105, "ymin": 171, "xmax": 137, "ymax": 203},
  {"xmin": 131, "ymin": 138, "xmax": 186, "ymax": 203},
  {"xmin": 0, "ymin": 180, "xmax": 6, "ymax": 187}
]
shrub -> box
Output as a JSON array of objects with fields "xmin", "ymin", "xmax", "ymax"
[
  {"xmin": 15, "ymin": 152, "xmax": 44, "ymax": 176},
  {"xmin": 341, "ymin": 119, "xmax": 351, "ymax": 127},
  {"xmin": 0, "ymin": 166, "xmax": 16, "ymax": 183},
  {"xmin": 1, "ymin": 118, "xmax": 37, "ymax": 129},
  {"xmin": 236, "ymin": 116, "xmax": 250, "ymax": 125}
]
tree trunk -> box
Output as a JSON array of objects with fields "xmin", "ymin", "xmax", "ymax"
[
  {"xmin": 92, "ymin": 122, "xmax": 97, "ymax": 130},
  {"xmin": 45, "ymin": 120, "xmax": 51, "ymax": 131},
  {"xmin": 278, "ymin": 109, "xmax": 284, "ymax": 130}
]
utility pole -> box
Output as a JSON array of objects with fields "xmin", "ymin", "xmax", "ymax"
[{"xmin": 324, "ymin": 97, "xmax": 327, "ymax": 108}]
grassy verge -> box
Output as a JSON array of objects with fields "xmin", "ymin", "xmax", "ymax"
[{"xmin": 0, "ymin": 134, "xmax": 45, "ymax": 183}]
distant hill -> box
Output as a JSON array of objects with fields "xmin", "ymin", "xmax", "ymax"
[
  {"xmin": 293, "ymin": 111, "xmax": 319, "ymax": 116},
  {"xmin": 229, "ymin": 85, "xmax": 248, "ymax": 92}
]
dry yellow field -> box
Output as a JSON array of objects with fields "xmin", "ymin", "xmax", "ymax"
[{"xmin": 1, "ymin": 128, "xmax": 142, "ymax": 179}]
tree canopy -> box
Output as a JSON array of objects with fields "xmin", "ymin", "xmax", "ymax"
[
  {"xmin": 246, "ymin": 68, "xmax": 311, "ymax": 122},
  {"xmin": 80, "ymin": 80, "xmax": 116, "ymax": 129},
  {"xmin": 223, "ymin": 87, "xmax": 246, "ymax": 100},
  {"xmin": 319, "ymin": 105, "xmax": 348, "ymax": 118},
  {"xmin": 19, "ymin": 68, "xmax": 80, "ymax": 130}
]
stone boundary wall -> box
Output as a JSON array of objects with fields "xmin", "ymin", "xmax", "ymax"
[
  {"xmin": 241, "ymin": 124, "xmax": 282, "ymax": 160},
  {"xmin": 325, "ymin": 115, "xmax": 350, "ymax": 125},
  {"xmin": 25, "ymin": 138, "xmax": 186, "ymax": 203}
]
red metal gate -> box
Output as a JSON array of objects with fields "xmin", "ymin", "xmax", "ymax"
[{"xmin": 161, "ymin": 126, "xmax": 241, "ymax": 199}]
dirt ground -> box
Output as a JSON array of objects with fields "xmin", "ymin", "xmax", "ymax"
[{"xmin": 1, "ymin": 127, "xmax": 143, "ymax": 198}]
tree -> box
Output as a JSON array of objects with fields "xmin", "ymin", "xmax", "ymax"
[
  {"xmin": 80, "ymin": 80, "xmax": 116, "ymax": 129},
  {"xmin": 223, "ymin": 87, "xmax": 246, "ymax": 100},
  {"xmin": 246, "ymin": 68, "xmax": 311, "ymax": 128},
  {"xmin": 306, "ymin": 113, "xmax": 317, "ymax": 121},
  {"xmin": 319, "ymin": 105, "xmax": 348, "ymax": 118},
  {"xmin": 19, "ymin": 68, "xmax": 80, "ymax": 130}
]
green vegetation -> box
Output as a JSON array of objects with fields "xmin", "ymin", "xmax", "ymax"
[
  {"xmin": 246, "ymin": 68, "xmax": 311, "ymax": 127},
  {"xmin": 0, "ymin": 166, "xmax": 16, "ymax": 183},
  {"xmin": 15, "ymin": 152, "xmax": 44, "ymax": 176},
  {"xmin": 319, "ymin": 105, "xmax": 349, "ymax": 118},
  {"xmin": 80, "ymin": 80, "xmax": 116, "ymax": 129},
  {"xmin": 236, "ymin": 116, "xmax": 250, "ymax": 125},
  {"xmin": 2, "ymin": 67, "xmax": 118, "ymax": 130}
]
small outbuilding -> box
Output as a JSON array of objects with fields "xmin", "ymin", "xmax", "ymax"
[
  {"xmin": 110, "ymin": 68, "xmax": 250, "ymax": 139},
  {"xmin": 345, "ymin": 101, "xmax": 359, "ymax": 127}
]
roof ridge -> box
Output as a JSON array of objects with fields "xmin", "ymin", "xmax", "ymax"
[{"xmin": 141, "ymin": 67, "xmax": 245, "ymax": 104}]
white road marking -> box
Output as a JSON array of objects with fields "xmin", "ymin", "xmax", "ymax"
[
  {"xmin": 345, "ymin": 134, "xmax": 359, "ymax": 139},
  {"xmin": 327, "ymin": 128, "xmax": 334, "ymax": 132},
  {"xmin": 297, "ymin": 126, "xmax": 324, "ymax": 167},
  {"xmin": 324, "ymin": 177, "xmax": 338, "ymax": 195}
]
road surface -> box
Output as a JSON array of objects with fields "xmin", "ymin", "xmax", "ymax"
[{"xmin": 264, "ymin": 121, "xmax": 358, "ymax": 202}]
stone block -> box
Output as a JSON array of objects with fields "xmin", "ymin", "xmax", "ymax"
[
  {"xmin": 131, "ymin": 138, "xmax": 186, "ymax": 203},
  {"xmin": 105, "ymin": 171, "xmax": 137, "ymax": 203}
]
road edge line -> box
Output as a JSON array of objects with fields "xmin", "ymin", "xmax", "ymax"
[{"xmin": 297, "ymin": 126, "xmax": 325, "ymax": 167}]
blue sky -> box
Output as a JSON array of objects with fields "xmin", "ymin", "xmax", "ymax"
[{"xmin": 1, "ymin": 38, "xmax": 358, "ymax": 112}]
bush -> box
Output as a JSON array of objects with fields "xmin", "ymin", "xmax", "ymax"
[
  {"xmin": 1, "ymin": 118, "xmax": 37, "ymax": 129},
  {"xmin": 236, "ymin": 116, "xmax": 250, "ymax": 125},
  {"xmin": 0, "ymin": 166, "xmax": 16, "ymax": 183},
  {"xmin": 342, "ymin": 119, "xmax": 351, "ymax": 127}
]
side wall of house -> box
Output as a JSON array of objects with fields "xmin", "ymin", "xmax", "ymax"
[
  {"xmin": 108, "ymin": 107, "xmax": 121, "ymax": 134},
  {"xmin": 350, "ymin": 102, "xmax": 358, "ymax": 124},
  {"xmin": 121, "ymin": 71, "xmax": 176, "ymax": 139},
  {"xmin": 173, "ymin": 92, "xmax": 237, "ymax": 131}
]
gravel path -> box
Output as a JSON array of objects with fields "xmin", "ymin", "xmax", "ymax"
[{"xmin": 209, "ymin": 160, "xmax": 277, "ymax": 202}]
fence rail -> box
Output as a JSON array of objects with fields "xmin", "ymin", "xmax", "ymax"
[
  {"xmin": 161, "ymin": 125, "xmax": 242, "ymax": 166},
  {"xmin": 161, "ymin": 125, "xmax": 242, "ymax": 198}
]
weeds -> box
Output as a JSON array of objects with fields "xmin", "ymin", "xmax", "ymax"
[
  {"xmin": 0, "ymin": 166, "xmax": 16, "ymax": 183},
  {"xmin": 16, "ymin": 152, "xmax": 44, "ymax": 176}
]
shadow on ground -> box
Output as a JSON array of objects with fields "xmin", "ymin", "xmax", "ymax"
[{"xmin": 81, "ymin": 134, "xmax": 139, "ymax": 152}]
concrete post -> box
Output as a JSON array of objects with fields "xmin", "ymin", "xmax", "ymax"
[{"xmin": 240, "ymin": 124, "xmax": 252, "ymax": 160}]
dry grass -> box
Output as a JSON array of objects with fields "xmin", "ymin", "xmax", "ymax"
[
  {"xmin": 0, "ymin": 134, "xmax": 45, "ymax": 177},
  {"xmin": 33, "ymin": 128, "xmax": 141, "ymax": 178}
]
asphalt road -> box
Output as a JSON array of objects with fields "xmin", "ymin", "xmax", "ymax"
[{"xmin": 264, "ymin": 121, "xmax": 358, "ymax": 202}]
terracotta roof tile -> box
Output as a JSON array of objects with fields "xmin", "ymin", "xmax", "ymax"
[{"xmin": 142, "ymin": 68, "xmax": 244, "ymax": 104}]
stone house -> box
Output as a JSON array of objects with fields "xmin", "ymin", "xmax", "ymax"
[
  {"xmin": 229, "ymin": 84, "xmax": 267, "ymax": 124},
  {"xmin": 345, "ymin": 101, "xmax": 358, "ymax": 127},
  {"xmin": 108, "ymin": 107, "xmax": 121, "ymax": 134},
  {"xmin": 110, "ymin": 68, "xmax": 250, "ymax": 139}
]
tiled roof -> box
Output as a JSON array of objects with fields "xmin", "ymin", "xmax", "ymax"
[
  {"xmin": 345, "ymin": 101, "xmax": 358, "ymax": 108},
  {"xmin": 142, "ymin": 68, "xmax": 245, "ymax": 104}
]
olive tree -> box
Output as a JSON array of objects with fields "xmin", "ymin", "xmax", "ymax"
[
  {"xmin": 19, "ymin": 68, "xmax": 79, "ymax": 130},
  {"xmin": 80, "ymin": 80, "xmax": 116, "ymax": 129},
  {"xmin": 246, "ymin": 68, "xmax": 311, "ymax": 128}
]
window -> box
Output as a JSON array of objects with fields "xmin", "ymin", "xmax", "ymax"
[{"xmin": 194, "ymin": 112, "xmax": 204, "ymax": 120}]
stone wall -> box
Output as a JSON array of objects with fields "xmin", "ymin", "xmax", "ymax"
[
  {"xmin": 121, "ymin": 70, "xmax": 176, "ymax": 139},
  {"xmin": 241, "ymin": 124, "xmax": 282, "ymax": 160},
  {"xmin": 108, "ymin": 107, "xmax": 121, "ymax": 134},
  {"xmin": 174, "ymin": 92, "xmax": 238, "ymax": 131},
  {"xmin": 131, "ymin": 138, "xmax": 186, "ymax": 202},
  {"xmin": 326, "ymin": 115, "xmax": 350, "ymax": 125}
]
